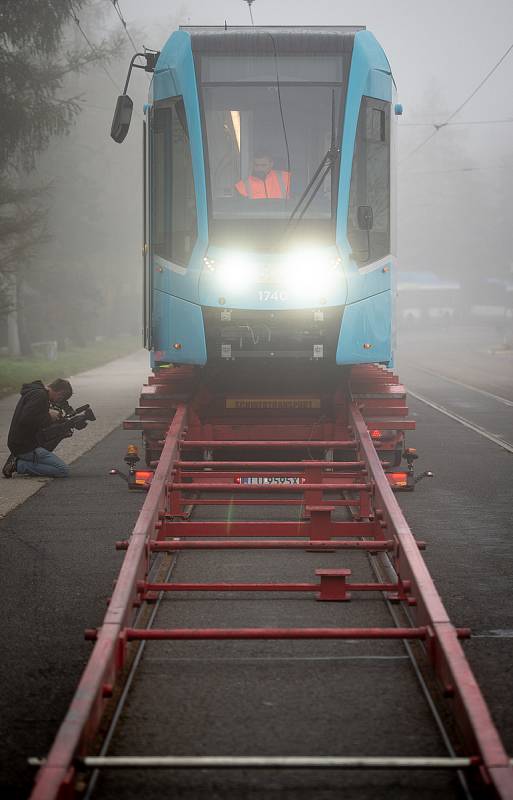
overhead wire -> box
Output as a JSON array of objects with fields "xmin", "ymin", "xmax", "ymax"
[
  {"xmin": 406, "ymin": 163, "xmax": 513, "ymax": 175},
  {"xmin": 400, "ymin": 117, "xmax": 513, "ymax": 128},
  {"xmin": 69, "ymin": 0, "xmax": 145, "ymax": 123},
  {"xmin": 443, "ymin": 42, "xmax": 513, "ymax": 123},
  {"xmin": 267, "ymin": 32, "xmax": 291, "ymax": 181},
  {"xmin": 400, "ymin": 40, "xmax": 513, "ymax": 163},
  {"xmin": 243, "ymin": 0, "xmax": 256, "ymax": 26},
  {"xmin": 68, "ymin": 0, "xmax": 122, "ymax": 93},
  {"xmin": 109, "ymin": 1, "xmax": 154, "ymax": 86},
  {"xmin": 109, "ymin": 0, "xmax": 139, "ymax": 54}
]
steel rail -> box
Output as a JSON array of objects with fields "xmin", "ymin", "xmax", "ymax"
[
  {"xmin": 349, "ymin": 401, "xmax": 513, "ymax": 797},
  {"xmin": 342, "ymin": 477, "xmax": 474, "ymax": 800},
  {"xmin": 29, "ymin": 405, "xmax": 189, "ymax": 800},
  {"xmin": 402, "ymin": 363, "xmax": 513, "ymax": 408},
  {"xmin": 407, "ymin": 389, "xmax": 513, "ymax": 453},
  {"xmin": 83, "ymin": 553, "xmax": 180, "ymax": 800},
  {"xmin": 368, "ymin": 553, "xmax": 474, "ymax": 800}
]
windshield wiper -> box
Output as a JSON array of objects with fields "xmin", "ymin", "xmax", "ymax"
[{"xmin": 285, "ymin": 89, "xmax": 339, "ymax": 234}]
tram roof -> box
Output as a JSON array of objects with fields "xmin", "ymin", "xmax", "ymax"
[{"xmin": 181, "ymin": 26, "xmax": 365, "ymax": 55}]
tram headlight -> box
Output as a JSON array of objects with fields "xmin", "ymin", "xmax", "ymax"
[
  {"xmin": 278, "ymin": 250, "xmax": 341, "ymax": 295},
  {"xmin": 205, "ymin": 253, "xmax": 257, "ymax": 292}
]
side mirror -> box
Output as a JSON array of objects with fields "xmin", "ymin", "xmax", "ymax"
[
  {"xmin": 111, "ymin": 94, "xmax": 133, "ymax": 143},
  {"xmin": 357, "ymin": 205, "xmax": 373, "ymax": 230}
]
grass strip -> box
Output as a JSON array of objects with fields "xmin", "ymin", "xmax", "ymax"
[{"xmin": 0, "ymin": 336, "xmax": 141, "ymax": 397}]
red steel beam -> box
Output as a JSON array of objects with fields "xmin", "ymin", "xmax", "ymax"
[
  {"xmin": 147, "ymin": 539, "xmax": 395, "ymax": 552},
  {"xmin": 123, "ymin": 626, "xmax": 428, "ymax": 641},
  {"xmin": 140, "ymin": 581, "xmax": 402, "ymax": 593},
  {"xmin": 169, "ymin": 482, "xmax": 370, "ymax": 491},
  {"xmin": 123, "ymin": 419, "xmax": 167, "ymax": 430},
  {"xmin": 362, "ymin": 407, "xmax": 409, "ymax": 417},
  {"xmin": 349, "ymin": 402, "xmax": 513, "ymax": 796},
  {"xmin": 176, "ymin": 471, "xmax": 363, "ymax": 480},
  {"xmin": 358, "ymin": 419, "xmax": 416, "ymax": 430},
  {"xmin": 174, "ymin": 460, "xmax": 365, "ymax": 468},
  {"xmin": 179, "ymin": 440, "xmax": 357, "ymax": 448},
  {"xmin": 32, "ymin": 379, "xmax": 513, "ymax": 800},
  {"xmin": 167, "ymin": 498, "xmax": 362, "ymax": 507},
  {"xmin": 160, "ymin": 520, "xmax": 379, "ymax": 538}
]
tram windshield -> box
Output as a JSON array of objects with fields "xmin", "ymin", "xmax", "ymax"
[{"xmin": 199, "ymin": 54, "xmax": 347, "ymax": 247}]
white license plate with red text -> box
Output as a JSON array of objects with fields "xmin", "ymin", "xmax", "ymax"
[{"xmin": 235, "ymin": 476, "xmax": 306, "ymax": 486}]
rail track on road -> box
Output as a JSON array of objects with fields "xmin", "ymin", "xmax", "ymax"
[
  {"xmin": 402, "ymin": 364, "xmax": 513, "ymax": 409},
  {"xmin": 399, "ymin": 361, "xmax": 513, "ymax": 454},
  {"xmin": 29, "ymin": 364, "xmax": 513, "ymax": 800},
  {"xmin": 407, "ymin": 389, "xmax": 513, "ymax": 454}
]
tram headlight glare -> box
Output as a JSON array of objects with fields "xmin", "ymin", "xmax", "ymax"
[
  {"xmin": 215, "ymin": 254, "xmax": 256, "ymax": 291},
  {"xmin": 279, "ymin": 250, "xmax": 340, "ymax": 294}
]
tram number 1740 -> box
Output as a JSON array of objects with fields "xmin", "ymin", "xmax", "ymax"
[{"xmin": 258, "ymin": 290, "xmax": 288, "ymax": 302}]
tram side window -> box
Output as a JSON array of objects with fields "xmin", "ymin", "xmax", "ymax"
[
  {"xmin": 348, "ymin": 97, "xmax": 390, "ymax": 266},
  {"xmin": 152, "ymin": 97, "xmax": 197, "ymax": 266}
]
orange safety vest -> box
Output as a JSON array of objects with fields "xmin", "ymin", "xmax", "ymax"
[{"xmin": 236, "ymin": 170, "xmax": 291, "ymax": 199}]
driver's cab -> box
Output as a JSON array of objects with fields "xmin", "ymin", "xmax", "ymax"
[{"xmin": 195, "ymin": 32, "xmax": 349, "ymax": 250}]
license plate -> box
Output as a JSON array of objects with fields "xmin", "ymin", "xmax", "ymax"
[{"xmin": 235, "ymin": 476, "xmax": 306, "ymax": 485}]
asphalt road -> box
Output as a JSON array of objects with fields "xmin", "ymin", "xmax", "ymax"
[
  {"xmin": 396, "ymin": 324, "xmax": 513, "ymax": 761},
  {"xmin": 0, "ymin": 422, "xmax": 147, "ymax": 800},
  {"xmin": 1, "ymin": 326, "xmax": 511, "ymax": 800}
]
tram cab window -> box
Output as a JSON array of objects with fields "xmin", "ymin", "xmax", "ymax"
[
  {"xmin": 199, "ymin": 54, "xmax": 347, "ymax": 248},
  {"xmin": 348, "ymin": 97, "xmax": 390, "ymax": 266},
  {"xmin": 151, "ymin": 97, "xmax": 197, "ymax": 266}
]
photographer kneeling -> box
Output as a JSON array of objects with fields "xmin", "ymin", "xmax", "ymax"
[{"xmin": 3, "ymin": 378, "xmax": 73, "ymax": 479}]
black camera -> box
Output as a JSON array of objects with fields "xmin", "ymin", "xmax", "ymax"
[
  {"xmin": 63, "ymin": 403, "xmax": 96, "ymax": 430},
  {"xmin": 38, "ymin": 401, "xmax": 97, "ymax": 450}
]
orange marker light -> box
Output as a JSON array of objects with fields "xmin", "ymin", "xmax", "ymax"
[
  {"xmin": 370, "ymin": 430, "xmax": 382, "ymax": 440},
  {"xmin": 135, "ymin": 470, "xmax": 153, "ymax": 486},
  {"xmin": 387, "ymin": 472, "xmax": 408, "ymax": 488}
]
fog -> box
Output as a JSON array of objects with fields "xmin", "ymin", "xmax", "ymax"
[{"xmin": 2, "ymin": 0, "xmax": 513, "ymax": 353}]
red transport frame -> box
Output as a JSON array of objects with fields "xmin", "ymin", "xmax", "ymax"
[{"xmin": 29, "ymin": 365, "xmax": 513, "ymax": 799}]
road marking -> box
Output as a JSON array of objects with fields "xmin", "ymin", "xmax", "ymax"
[
  {"xmin": 403, "ymin": 363, "xmax": 513, "ymax": 407},
  {"xmin": 407, "ymin": 390, "xmax": 513, "ymax": 454}
]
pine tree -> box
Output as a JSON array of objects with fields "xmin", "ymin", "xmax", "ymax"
[{"xmin": 0, "ymin": 0, "xmax": 124, "ymax": 354}]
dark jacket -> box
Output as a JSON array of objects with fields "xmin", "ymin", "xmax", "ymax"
[{"xmin": 7, "ymin": 380, "xmax": 52, "ymax": 456}]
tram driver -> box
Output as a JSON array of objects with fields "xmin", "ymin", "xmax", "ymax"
[{"xmin": 235, "ymin": 152, "xmax": 291, "ymax": 200}]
